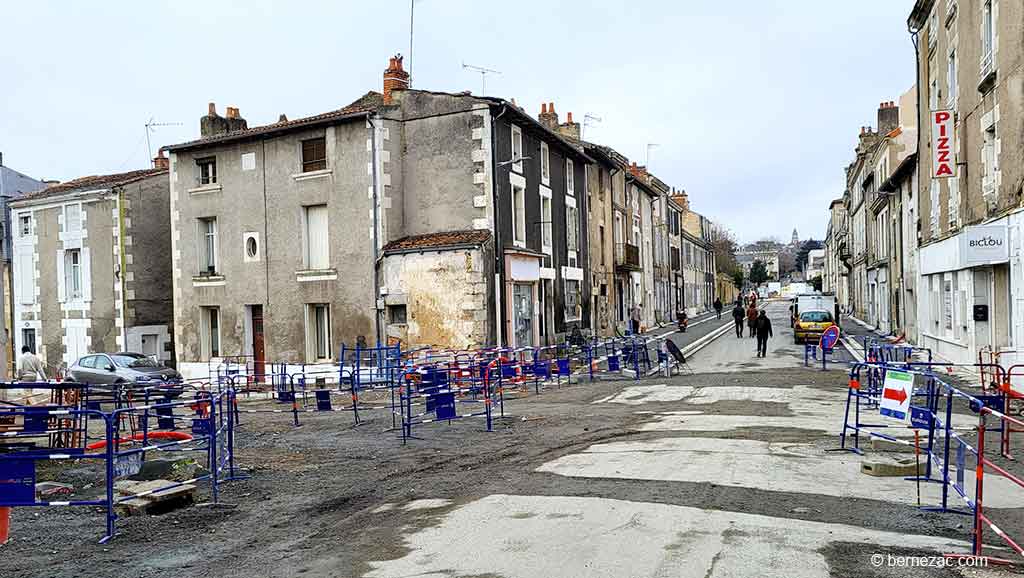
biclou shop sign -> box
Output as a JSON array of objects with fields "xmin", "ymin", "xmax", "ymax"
[
  {"xmin": 959, "ymin": 224, "xmax": 1008, "ymax": 266},
  {"xmin": 932, "ymin": 110, "xmax": 956, "ymax": 178}
]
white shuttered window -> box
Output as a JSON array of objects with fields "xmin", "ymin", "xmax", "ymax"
[{"xmin": 304, "ymin": 205, "xmax": 329, "ymax": 269}]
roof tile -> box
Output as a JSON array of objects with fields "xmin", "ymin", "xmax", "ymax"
[
  {"xmin": 165, "ymin": 92, "xmax": 384, "ymax": 151},
  {"xmin": 384, "ymin": 230, "xmax": 491, "ymax": 253},
  {"xmin": 17, "ymin": 168, "xmax": 167, "ymax": 202}
]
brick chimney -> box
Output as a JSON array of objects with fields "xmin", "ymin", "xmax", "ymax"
[
  {"xmin": 538, "ymin": 102, "xmax": 558, "ymax": 130},
  {"xmin": 877, "ymin": 101, "xmax": 899, "ymax": 135},
  {"xmin": 200, "ymin": 102, "xmax": 231, "ymax": 138},
  {"xmin": 152, "ymin": 149, "xmax": 170, "ymax": 170},
  {"xmin": 558, "ymin": 111, "xmax": 581, "ymax": 141},
  {"xmin": 225, "ymin": 106, "xmax": 248, "ymax": 132},
  {"xmin": 671, "ymin": 188, "xmax": 690, "ymax": 212},
  {"xmin": 383, "ymin": 54, "xmax": 410, "ymax": 104},
  {"xmin": 629, "ymin": 162, "xmax": 649, "ymax": 181}
]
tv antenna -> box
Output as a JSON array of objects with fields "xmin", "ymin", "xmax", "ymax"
[
  {"xmin": 582, "ymin": 113, "xmax": 602, "ymax": 140},
  {"xmin": 145, "ymin": 118, "xmax": 183, "ymax": 162},
  {"xmin": 462, "ymin": 62, "xmax": 501, "ymax": 96}
]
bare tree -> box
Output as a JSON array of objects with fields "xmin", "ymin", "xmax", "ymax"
[{"xmin": 706, "ymin": 221, "xmax": 739, "ymax": 274}]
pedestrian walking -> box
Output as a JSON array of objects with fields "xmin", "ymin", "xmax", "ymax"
[
  {"xmin": 677, "ymin": 309, "xmax": 688, "ymax": 333},
  {"xmin": 732, "ymin": 302, "xmax": 745, "ymax": 338},
  {"xmin": 16, "ymin": 346, "xmax": 46, "ymax": 383},
  {"xmin": 14, "ymin": 346, "xmax": 46, "ymax": 400},
  {"xmin": 755, "ymin": 310, "xmax": 774, "ymax": 358},
  {"xmin": 746, "ymin": 303, "xmax": 758, "ymax": 338},
  {"xmin": 713, "ymin": 298, "xmax": 723, "ymax": 320},
  {"xmin": 630, "ymin": 303, "xmax": 642, "ymax": 335}
]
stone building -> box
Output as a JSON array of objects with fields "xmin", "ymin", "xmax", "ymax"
[
  {"xmin": 9, "ymin": 165, "xmax": 173, "ymax": 373},
  {"xmin": 0, "ymin": 159, "xmax": 47, "ymax": 376},
  {"xmin": 844, "ymin": 125, "xmax": 881, "ymax": 320},
  {"xmin": 909, "ymin": 0, "xmax": 1022, "ymax": 364},
  {"xmin": 736, "ymin": 247, "xmax": 779, "ymax": 281},
  {"xmin": 823, "ymin": 198, "xmax": 850, "ymax": 312},
  {"xmin": 580, "ymin": 142, "xmax": 620, "ymax": 336},
  {"xmin": 678, "ymin": 195, "xmax": 716, "ymax": 314},
  {"xmin": 626, "ymin": 165, "xmax": 662, "ymax": 329},
  {"xmin": 164, "ymin": 55, "xmax": 591, "ymax": 376}
]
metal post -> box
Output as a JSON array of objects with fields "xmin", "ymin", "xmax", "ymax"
[
  {"xmin": 587, "ymin": 342, "xmax": 594, "ymax": 382},
  {"xmin": 102, "ymin": 415, "xmax": 116, "ymax": 543},
  {"xmin": 209, "ymin": 396, "xmax": 219, "ymax": 503},
  {"xmin": 632, "ymin": 336, "xmax": 640, "ymax": 382},
  {"xmin": 351, "ymin": 368, "xmax": 361, "ymax": 425},
  {"xmin": 228, "ymin": 390, "xmax": 237, "ymax": 480},
  {"xmin": 973, "ymin": 413, "xmax": 986, "ymax": 556},
  {"xmin": 290, "ymin": 378, "xmax": 300, "ymax": 427},
  {"xmin": 941, "ymin": 388, "xmax": 954, "ymax": 511}
]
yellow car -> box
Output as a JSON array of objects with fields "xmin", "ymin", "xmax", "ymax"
[{"xmin": 794, "ymin": 310, "xmax": 835, "ymax": 344}]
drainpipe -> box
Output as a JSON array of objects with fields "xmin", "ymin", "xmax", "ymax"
[
  {"xmin": 368, "ymin": 115, "xmax": 382, "ymax": 346},
  {"xmin": 116, "ymin": 188, "xmax": 128, "ymax": 349},
  {"xmin": 491, "ymin": 104, "xmax": 508, "ymax": 346}
]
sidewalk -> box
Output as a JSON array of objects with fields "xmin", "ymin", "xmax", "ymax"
[{"xmin": 839, "ymin": 315, "xmax": 979, "ymax": 387}]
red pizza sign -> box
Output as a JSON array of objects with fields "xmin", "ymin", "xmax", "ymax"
[{"xmin": 932, "ymin": 110, "xmax": 955, "ymax": 178}]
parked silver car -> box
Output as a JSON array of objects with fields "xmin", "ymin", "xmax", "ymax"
[{"xmin": 68, "ymin": 352, "xmax": 181, "ymax": 388}]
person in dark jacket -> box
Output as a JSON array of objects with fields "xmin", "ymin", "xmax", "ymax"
[
  {"xmin": 713, "ymin": 298, "xmax": 723, "ymax": 320},
  {"xmin": 755, "ymin": 310, "xmax": 773, "ymax": 357},
  {"xmin": 731, "ymin": 303, "xmax": 745, "ymax": 338},
  {"xmin": 746, "ymin": 304, "xmax": 758, "ymax": 338}
]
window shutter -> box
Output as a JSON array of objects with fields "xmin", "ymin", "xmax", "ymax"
[
  {"xmin": 16, "ymin": 251, "xmax": 33, "ymax": 304},
  {"xmin": 81, "ymin": 247, "xmax": 92, "ymax": 302},
  {"xmin": 56, "ymin": 250, "xmax": 66, "ymax": 303},
  {"xmin": 307, "ymin": 206, "xmax": 329, "ymax": 269}
]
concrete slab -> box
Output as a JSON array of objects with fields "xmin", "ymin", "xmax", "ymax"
[
  {"xmin": 364, "ymin": 494, "xmax": 968, "ymax": 578},
  {"xmin": 536, "ymin": 437, "xmax": 1020, "ymax": 509},
  {"xmin": 401, "ymin": 498, "xmax": 453, "ymax": 511}
]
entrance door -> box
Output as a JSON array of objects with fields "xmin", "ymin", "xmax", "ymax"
[
  {"xmin": 251, "ymin": 305, "xmax": 266, "ymax": 382},
  {"xmin": 616, "ymin": 280, "xmax": 624, "ymax": 322},
  {"xmin": 512, "ymin": 283, "xmax": 533, "ymax": 347}
]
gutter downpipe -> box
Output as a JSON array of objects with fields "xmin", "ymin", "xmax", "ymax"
[
  {"xmin": 491, "ymin": 104, "xmax": 508, "ymax": 347},
  {"xmin": 368, "ymin": 114, "xmax": 382, "ymax": 346}
]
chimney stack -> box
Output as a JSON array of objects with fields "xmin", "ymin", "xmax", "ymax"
[
  {"xmin": 152, "ymin": 149, "xmax": 170, "ymax": 170},
  {"xmin": 557, "ymin": 110, "xmax": 581, "ymax": 141},
  {"xmin": 200, "ymin": 102, "xmax": 230, "ymax": 138},
  {"xmin": 538, "ymin": 101, "xmax": 558, "ymax": 130},
  {"xmin": 877, "ymin": 100, "xmax": 899, "ymax": 135},
  {"xmin": 383, "ymin": 54, "xmax": 410, "ymax": 104},
  {"xmin": 225, "ymin": 106, "xmax": 248, "ymax": 132}
]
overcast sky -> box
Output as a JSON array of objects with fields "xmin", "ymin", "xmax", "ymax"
[{"xmin": 1, "ymin": 0, "xmax": 915, "ymax": 244}]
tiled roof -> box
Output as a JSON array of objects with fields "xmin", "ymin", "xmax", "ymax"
[
  {"xmin": 15, "ymin": 168, "xmax": 167, "ymax": 202},
  {"xmin": 384, "ymin": 230, "xmax": 491, "ymax": 253},
  {"xmin": 164, "ymin": 91, "xmax": 385, "ymax": 152}
]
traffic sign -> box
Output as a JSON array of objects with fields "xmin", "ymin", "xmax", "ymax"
[
  {"xmin": 819, "ymin": 325, "xmax": 840, "ymax": 351},
  {"xmin": 880, "ymin": 370, "xmax": 913, "ymax": 421},
  {"xmin": 910, "ymin": 406, "xmax": 931, "ymax": 429}
]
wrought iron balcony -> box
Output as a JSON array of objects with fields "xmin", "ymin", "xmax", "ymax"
[{"xmin": 615, "ymin": 243, "xmax": 641, "ymax": 271}]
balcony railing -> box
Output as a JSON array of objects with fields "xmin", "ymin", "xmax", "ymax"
[{"xmin": 615, "ymin": 243, "xmax": 641, "ymax": 270}]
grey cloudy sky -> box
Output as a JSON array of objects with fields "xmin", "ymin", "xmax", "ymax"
[{"xmin": 2, "ymin": 0, "xmax": 915, "ymax": 244}]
